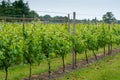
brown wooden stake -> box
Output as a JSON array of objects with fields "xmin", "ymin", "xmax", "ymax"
[
  {"xmin": 72, "ymin": 12, "xmax": 76, "ymax": 69},
  {"xmin": 108, "ymin": 24, "xmax": 111, "ymax": 55},
  {"xmin": 68, "ymin": 14, "xmax": 70, "ymax": 33}
]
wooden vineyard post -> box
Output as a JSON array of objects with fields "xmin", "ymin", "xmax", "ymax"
[
  {"xmin": 72, "ymin": 12, "xmax": 76, "ymax": 69},
  {"xmin": 4, "ymin": 16, "xmax": 6, "ymax": 27},
  {"xmin": 23, "ymin": 14, "xmax": 25, "ymax": 28},
  {"xmin": 33, "ymin": 11, "xmax": 36, "ymax": 28},
  {"xmin": 108, "ymin": 24, "xmax": 111, "ymax": 55},
  {"xmin": 68, "ymin": 14, "xmax": 70, "ymax": 33},
  {"xmin": 23, "ymin": 14, "xmax": 25, "ymax": 34},
  {"xmin": 22, "ymin": 14, "xmax": 26, "ymax": 40}
]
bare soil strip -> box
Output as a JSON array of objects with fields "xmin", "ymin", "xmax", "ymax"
[{"xmin": 24, "ymin": 48, "xmax": 120, "ymax": 80}]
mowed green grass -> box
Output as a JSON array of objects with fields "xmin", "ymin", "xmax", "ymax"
[
  {"xmin": 0, "ymin": 45, "xmax": 119, "ymax": 80},
  {"xmin": 59, "ymin": 52, "xmax": 120, "ymax": 80}
]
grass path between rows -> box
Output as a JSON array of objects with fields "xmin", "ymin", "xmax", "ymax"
[{"xmin": 59, "ymin": 51, "xmax": 120, "ymax": 80}]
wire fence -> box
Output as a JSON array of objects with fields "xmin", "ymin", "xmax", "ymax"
[{"xmin": 0, "ymin": 10, "xmax": 101, "ymax": 24}]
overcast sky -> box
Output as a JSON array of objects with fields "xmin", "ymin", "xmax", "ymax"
[{"xmin": 10, "ymin": 0, "xmax": 120, "ymax": 20}]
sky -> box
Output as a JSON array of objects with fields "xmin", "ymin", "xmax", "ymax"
[{"xmin": 9, "ymin": 0, "xmax": 120, "ymax": 20}]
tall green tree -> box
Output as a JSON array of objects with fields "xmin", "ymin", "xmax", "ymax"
[
  {"xmin": 12, "ymin": 0, "xmax": 30, "ymax": 17},
  {"xmin": 0, "ymin": 0, "xmax": 13, "ymax": 16},
  {"xmin": 0, "ymin": 0, "xmax": 7, "ymax": 16},
  {"xmin": 102, "ymin": 12, "xmax": 116, "ymax": 24}
]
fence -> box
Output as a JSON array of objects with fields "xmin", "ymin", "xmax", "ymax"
[{"xmin": 0, "ymin": 10, "xmax": 101, "ymax": 24}]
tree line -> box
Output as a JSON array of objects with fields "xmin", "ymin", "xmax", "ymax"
[{"xmin": 39, "ymin": 12, "xmax": 117, "ymax": 24}]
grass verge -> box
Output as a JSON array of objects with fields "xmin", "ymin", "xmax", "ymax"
[{"xmin": 59, "ymin": 52, "xmax": 120, "ymax": 80}]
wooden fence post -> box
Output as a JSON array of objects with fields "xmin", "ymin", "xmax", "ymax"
[
  {"xmin": 68, "ymin": 14, "xmax": 70, "ymax": 33},
  {"xmin": 72, "ymin": 12, "xmax": 76, "ymax": 69},
  {"xmin": 108, "ymin": 24, "xmax": 111, "ymax": 55}
]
